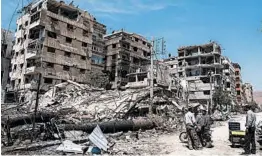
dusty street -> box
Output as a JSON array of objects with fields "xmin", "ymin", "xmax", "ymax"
[{"xmin": 156, "ymin": 119, "xmax": 261, "ymax": 156}]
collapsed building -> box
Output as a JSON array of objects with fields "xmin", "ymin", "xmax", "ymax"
[
  {"xmin": 1, "ymin": 29, "xmax": 14, "ymax": 103},
  {"xmin": 104, "ymin": 30, "xmax": 151, "ymax": 88},
  {"xmin": 8, "ymin": 0, "xmax": 106, "ymax": 101},
  {"xmin": 177, "ymin": 42, "xmax": 224, "ymax": 105}
]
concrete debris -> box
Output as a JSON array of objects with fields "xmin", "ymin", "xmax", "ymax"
[{"xmin": 56, "ymin": 140, "xmax": 84, "ymax": 154}]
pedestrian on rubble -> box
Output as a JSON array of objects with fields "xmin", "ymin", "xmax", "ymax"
[
  {"xmin": 202, "ymin": 108, "xmax": 213, "ymax": 148},
  {"xmin": 242, "ymin": 105, "xmax": 256, "ymax": 155},
  {"xmin": 196, "ymin": 106, "xmax": 205, "ymax": 147},
  {"xmin": 184, "ymin": 107, "xmax": 202, "ymax": 150}
]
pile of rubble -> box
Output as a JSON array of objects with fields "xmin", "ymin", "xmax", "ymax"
[{"xmin": 1, "ymin": 80, "xmax": 186, "ymax": 155}]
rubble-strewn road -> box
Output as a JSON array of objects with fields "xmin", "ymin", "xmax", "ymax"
[{"xmin": 158, "ymin": 118, "xmax": 260, "ymax": 156}]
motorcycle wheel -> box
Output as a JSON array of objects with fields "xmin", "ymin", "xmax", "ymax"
[{"xmin": 179, "ymin": 132, "xmax": 188, "ymax": 143}]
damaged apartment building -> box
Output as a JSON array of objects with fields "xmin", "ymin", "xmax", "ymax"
[
  {"xmin": 9, "ymin": 0, "xmax": 106, "ymax": 99},
  {"xmin": 1, "ymin": 29, "xmax": 14, "ymax": 103},
  {"xmin": 222, "ymin": 56, "xmax": 236, "ymax": 105},
  {"xmin": 177, "ymin": 42, "xmax": 225, "ymax": 105},
  {"xmin": 233, "ymin": 63, "xmax": 243, "ymax": 104},
  {"xmin": 104, "ymin": 30, "xmax": 151, "ymax": 88}
]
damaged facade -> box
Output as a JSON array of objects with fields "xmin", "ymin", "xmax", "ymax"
[
  {"xmin": 177, "ymin": 42, "xmax": 224, "ymax": 105},
  {"xmin": 1, "ymin": 29, "xmax": 14, "ymax": 103},
  {"xmin": 222, "ymin": 56, "xmax": 236, "ymax": 103},
  {"xmin": 9, "ymin": 0, "xmax": 106, "ymax": 98},
  {"xmin": 242, "ymin": 83, "xmax": 253, "ymax": 104},
  {"xmin": 104, "ymin": 30, "xmax": 151, "ymax": 88},
  {"xmin": 233, "ymin": 63, "xmax": 242, "ymax": 104}
]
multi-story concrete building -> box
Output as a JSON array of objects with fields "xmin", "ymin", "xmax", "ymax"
[
  {"xmin": 177, "ymin": 42, "xmax": 224, "ymax": 105},
  {"xmin": 242, "ymin": 83, "xmax": 253, "ymax": 104},
  {"xmin": 125, "ymin": 60, "xmax": 171, "ymax": 89},
  {"xmin": 9, "ymin": 0, "xmax": 106, "ymax": 99},
  {"xmin": 1, "ymin": 29, "xmax": 14, "ymax": 102},
  {"xmin": 104, "ymin": 30, "xmax": 151, "ymax": 88},
  {"xmin": 222, "ymin": 56, "xmax": 236, "ymax": 102},
  {"xmin": 233, "ymin": 63, "xmax": 242, "ymax": 104}
]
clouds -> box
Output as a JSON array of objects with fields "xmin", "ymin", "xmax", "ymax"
[{"xmin": 72, "ymin": 0, "xmax": 179, "ymax": 16}]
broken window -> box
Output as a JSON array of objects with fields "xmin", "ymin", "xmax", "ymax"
[
  {"xmin": 20, "ymin": 63, "xmax": 24, "ymax": 69},
  {"xmin": 25, "ymin": 77, "xmax": 29, "ymax": 84},
  {"xmin": 92, "ymin": 35, "xmax": 97, "ymax": 41},
  {"xmin": 112, "ymin": 55, "xmax": 116, "ymax": 60},
  {"xmin": 21, "ymin": 49, "xmax": 24, "ymax": 55},
  {"xmin": 64, "ymin": 52, "xmax": 71, "ymax": 57},
  {"xmin": 81, "ymin": 56, "xmax": 86, "ymax": 60},
  {"xmin": 203, "ymin": 91, "xmax": 210, "ymax": 95},
  {"xmin": 24, "ymin": 34, "xmax": 27, "ymax": 39},
  {"xmin": 135, "ymin": 37, "xmax": 139, "ymax": 42},
  {"xmin": 47, "ymin": 47, "xmax": 55, "ymax": 53},
  {"xmin": 82, "ymin": 42, "xmax": 88, "ymax": 47},
  {"xmin": 122, "ymin": 43, "xmax": 130, "ymax": 49},
  {"xmin": 83, "ymin": 30, "xmax": 88, "ymax": 37},
  {"xmin": 47, "ymin": 31, "xmax": 57, "ymax": 39},
  {"xmin": 142, "ymin": 41, "xmax": 146, "ymax": 45},
  {"xmin": 47, "ymin": 62, "xmax": 54, "ymax": 68},
  {"xmin": 236, "ymin": 77, "xmax": 240, "ymax": 81},
  {"xmin": 235, "ymin": 71, "xmax": 239, "ymax": 76},
  {"xmin": 133, "ymin": 57, "xmax": 139, "ymax": 64},
  {"xmin": 236, "ymin": 84, "xmax": 240, "ymax": 88},
  {"xmin": 237, "ymin": 91, "xmax": 240, "ymax": 95},
  {"xmin": 66, "ymin": 37, "xmax": 72, "ymax": 43},
  {"xmin": 19, "ymin": 25, "xmax": 22, "ymax": 30},
  {"xmin": 112, "ymin": 44, "xmax": 116, "ymax": 48},
  {"xmin": 25, "ymin": 21, "xmax": 28, "ymax": 26},
  {"xmin": 67, "ymin": 24, "xmax": 74, "ymax": 31},
  {"xmin": 80, "ymin": 69, "xmax": 85, "ymax": 74},
  {"xmin": 60, "ymin": 7, "xmax": 78, "ymax": 20},
  {"xmin": 29, "ymin": 29, "xmax": 40, "ymax": 40},
  {"xmin": 31, "ymin": 7, "xmax": 37, "ymax": 14},
  {"xmin": 30, "ymin": 12, "xmax": 40, "ymax": 24},
  {"xmin": 63, "ymin": 65, "xmax": 70, "ymax": 71},
  {"xmin": 17, "ymin": 38, "xmax": 21, "ymax": 44},
  {"xmin": 133, "ymin": 47, "xmax": 138, "ymax": 52},
  {"xmin": 226, "ymin": 82, "xmax": 230, "ymax": 88},
  {"xmin": 47, "ymin": 2, "xmax": 59, "ymax": 14},
  {"xmin": 129, "ymin": 76, "xmax": 136, "ymax": 82},
  {"xmin": 91, "ymin": 55, "xmax": 104, "ymax": 64},
  {"xmin": 138, "ymin": 74, "xmax": 147, "ymax": 81},
  {"xmin": 44, "ymin": 78, "xmax": 53, "ymax": 84},
  {"xmin": 98, "ymin": 33, "xmax": 103, "ymax": 38},
  {"xmin": 13, "ymin": 64, "xmax": 17, "ymax": 70},
  {"xmin": 38, "ymin": 2, "xmax": 43, "ymax": 9}
]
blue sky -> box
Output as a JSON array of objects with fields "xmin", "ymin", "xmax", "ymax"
[{"xmin": 2, "ymin": 0, "xmax": 262, "ymax": 90}]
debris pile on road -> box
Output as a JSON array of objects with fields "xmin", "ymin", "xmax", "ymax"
[{"xmin": 1, "ymin": 80, "xmax": 187, "ymax": 155}]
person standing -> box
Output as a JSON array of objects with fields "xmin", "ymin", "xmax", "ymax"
[
  {"xmin": 242, "ymin": 105, "xmax": 256, "ymax": 155},
  {"xmin": 196, "ymin": 106, "xmax": 205, "ymax": 147},
  {"xmin": 202, "ymin": 108, "xmax": 213, "ymax": 148},
  {"xmin": 184, "ymin": 107, "xmax": 202, "ymax": 150}
]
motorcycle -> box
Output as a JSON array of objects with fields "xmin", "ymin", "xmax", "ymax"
[{"xmin": 179, "ymin": 129, "xmax": 213, "ymax": 147}]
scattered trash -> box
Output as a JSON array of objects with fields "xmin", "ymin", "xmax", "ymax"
[
  {"xmin": 89, "ymin": 125, "xmax": 108, "ymax": 151},
  {"xmin": 56, "ymin": 140, "xmax": 84, "ymax": 154}
]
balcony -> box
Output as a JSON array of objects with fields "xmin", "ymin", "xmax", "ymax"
[
  {"xmin": 223, "ymin": 69, "xmax": 230, "ymax": 73},
  {"xmin": 26, "ymin": 49, "xmax": 40, "ymax": 59},
  {"xmin": 25, "ymin": 66, "xmax": 41, "ymax": 75}
]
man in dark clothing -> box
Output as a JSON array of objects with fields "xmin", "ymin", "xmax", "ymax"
[
  {"xmin": 242, "ymin": 105, "xmax": 256, "ymax": 154},
  {"xmin": 202, "ymin": 109, "xmax": 213, "ymax": 148},
  {"xmin": 196, "ymin": 107, "xmax": 205, "ymax": 147},
  {"xmin": 184, "ymin": 107, "xmax": 202, "ymax": 150}
]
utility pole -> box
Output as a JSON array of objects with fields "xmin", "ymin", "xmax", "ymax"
[
  {"xmin": 149, "ymin": 39, "xmax": 154, "ymax": 115},
  {"xmin": 149, "ymin": 37, "xmax": 166, "ymax": 115}
]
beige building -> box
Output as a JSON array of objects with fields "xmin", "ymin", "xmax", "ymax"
[
  {"xmin": 104, "ymin": 30, "xmax": 151, "ymax": 88},
  {"xmin": 222, "ymin": 56, "xmax": 236, "ymax": 103},
  {"xmin": 177, "ymin": 42, "xmax": 224, "ymax": 105},
  {"xmin": 9, "ymin": 0, "xmax": 106, "ymax": 99},
  {"xmin": 242, "ymin": 83, "xmax": 253, "ymax": 104},
  {"xmin": 1, "ymin": 29, "xmax": 14, "ymax": 102},
  {"xmin": 233, "ymin": 63, "xmax": 243, "ymax": 104}
]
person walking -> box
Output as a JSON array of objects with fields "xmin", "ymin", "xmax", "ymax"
[
  {"xmin": 202, "ymin": 108, "xmax": 213, "ymax": 148},
  {"xmin": 242, "ymin": 105, "xmax": 256, "ymax": 155},
  {"xmin": 184, "ymin": 107, "xmax": 202, "ymax": 150}
]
